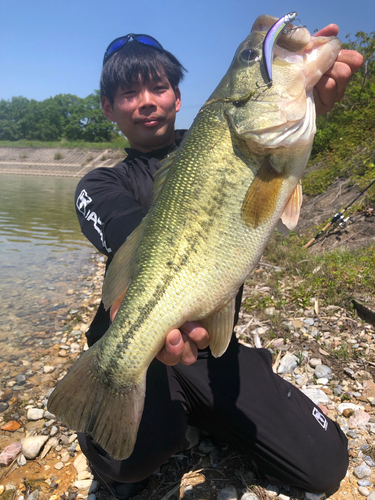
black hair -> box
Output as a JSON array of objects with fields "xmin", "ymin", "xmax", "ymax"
[{"xmin": 100, "ymin": 41, "xmax": 186, "ymax": 106}]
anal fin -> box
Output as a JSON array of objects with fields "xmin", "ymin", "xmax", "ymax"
[
  {"xmin": 280, "ymin": 181, "xmax": 303, "ymax": 231},
  {"xmin": 200, "ymin": 297, "xmax": 236, "ymax": 357}
]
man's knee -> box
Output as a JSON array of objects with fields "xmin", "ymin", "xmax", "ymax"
[{"xmin": 301, "ymin": 442, "xmax": 348, "ymax": 494}]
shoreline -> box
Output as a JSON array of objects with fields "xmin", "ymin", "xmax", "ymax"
[{"xmin": 1, "ymin": 255, "xmax": 375, "ymax": 500}]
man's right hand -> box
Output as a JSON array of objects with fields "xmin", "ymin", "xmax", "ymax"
[
  {"xmin": 156, "ymin": 322, "xmax": 210, "ymax": 366},
  {"xmin": 111, "ymin": 295, "xmax": 209, "ymax": 366}
]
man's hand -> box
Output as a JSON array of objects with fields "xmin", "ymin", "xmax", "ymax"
[
  {"xmin": 313, "ymin": 24, "xmax": 363, "ymax": 116},
  {"xmin": 110, "ymin": 295, "xmax": 209, "ymax": 366},
  {"xmin": 156, "ymin": 322, "xmax": 210, "ymax": 366}
]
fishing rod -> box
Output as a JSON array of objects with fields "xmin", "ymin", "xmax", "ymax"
[{"xmin": 304, "ymin": 178, "xmax": 375, "ymax": 249}]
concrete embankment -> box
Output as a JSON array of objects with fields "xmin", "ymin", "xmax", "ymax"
[{"xmin": 0, "ymin": 147, "xmax": 124, "ymax": 177}]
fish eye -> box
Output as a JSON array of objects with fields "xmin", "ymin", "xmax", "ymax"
[{"xmin": 239, "ymin": 48, "xmax": 260, "ymax": 63}]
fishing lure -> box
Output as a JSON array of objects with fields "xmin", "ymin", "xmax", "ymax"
[{"xmin": 263, "ymin": 12, "xmax": 298, "ymax": 84}]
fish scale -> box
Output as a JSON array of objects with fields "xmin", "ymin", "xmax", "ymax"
[{"xmin": 48, "ymin": 14, "xmax": 342, "ymax": 460}]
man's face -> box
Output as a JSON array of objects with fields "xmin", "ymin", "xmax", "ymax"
[{"xmin": 102, "ymin": 73, "xmax": 181, "ymax": 153}]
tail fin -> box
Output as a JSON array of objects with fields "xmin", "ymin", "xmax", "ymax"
[{"xmin": 47, "ymin": 346, "xmax": 146, "ymax": 460}]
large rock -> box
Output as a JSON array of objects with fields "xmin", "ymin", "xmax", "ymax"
[
  {"xmin": 27, "ymin": 408, "xmax": 45, "ymax": 421},
  {"xmin": 21, "ymin": 435, "xmax": 49, "ymax": 459},
  {"xmin": 74, "ymin": 453, "xmax": 89, "ymax": 474}
]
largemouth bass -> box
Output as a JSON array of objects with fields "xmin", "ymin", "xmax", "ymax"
[{"xmin": 48, "ymin": 15, "xmax": 342, "ymax": 460}]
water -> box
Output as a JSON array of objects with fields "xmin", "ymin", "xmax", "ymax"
[{"xmin": 0, "ymin": 174, "xmax": 96, "ymax": 358}]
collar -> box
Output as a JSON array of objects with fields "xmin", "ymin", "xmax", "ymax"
[{"xmin": 125, "ymin": 129, "xmax": 188, "ymax": 161}]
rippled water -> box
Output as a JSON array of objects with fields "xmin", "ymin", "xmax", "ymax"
[{"xmin": 0, "ymin": 174, "xmax": 95, "ymax": 347}]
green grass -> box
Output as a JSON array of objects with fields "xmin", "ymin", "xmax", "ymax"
[
  {"xmin": 0, "ymin": 137, "xmax": 129, "ymax": 149},
  {"xmin": 245, "ymin": 232, "xmax": 375, "ymax": 314}
]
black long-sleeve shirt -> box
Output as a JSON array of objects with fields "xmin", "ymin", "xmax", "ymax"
[
  {"xmin": 74, "ymin": 131, "xmax": 187, "ymax": 345},
  {"xmin": 75, "ymin": 130, "xmax": 187, "ymax": 258}
]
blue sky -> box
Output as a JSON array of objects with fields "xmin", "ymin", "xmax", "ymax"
[{"xmin": 0, "ymin": 0, "xmax": 373, "ymax": 130}]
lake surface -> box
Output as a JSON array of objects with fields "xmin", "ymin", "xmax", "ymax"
[{"xmin": 0, "ymin": 174, "xmax": 96, "ymax": 358}]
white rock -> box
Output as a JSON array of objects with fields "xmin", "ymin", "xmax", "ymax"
[
  {"xmin": 337, "ymin": 403, "xmax": 363, "ymax": 414},
  {"xmin": 50, "ymin": 426, "xmax": 58, "ymax": 436},
  {"xmin": 43, "ymin": 366, "xmax": 55, "ymax": 374},
  {"xmin": 68, "ymin": 433, "xmax": 78, "ymax": 444},
  {"xmin": 278, "ymin": 353, "xmax": 299, "ymax": 374},
  {"xmin": 54, "ymin": 461, "xmax": 64, "ymax": 470},
  {"xmin": 78, "ymin": 471, "xmax": 92, "ymax": 481},
  {"xmin": 309, "ymin": 358, "xmax": 322, "ymax": 368},
  {"xmin": 354, "ymin": 463, "xmax": 372, "ymax": 479},
  {"xmin": 218, "ymin": 485, "xmax": 238, "ymax": 500},
  {"xmin": 74, "ymin": 453, "xmax": 89, "ymax": 474},
  {"xmin": 27, "ymin": 408, "xmax": 45, "ymax": 421},
  {"xmin": 43, "ymin": 409, "xmax": 55, "ymax": 418},
  {"xmin": 367, "ymin": 492, "xmax": 375, "ymax": 500},
  {"xmin": 358, "ymin": 486, "xmax": 370, "ymax": 496},
  {"xmin": 316, "ymin": 377, "xmax": 329, "ymax": 385},
  {"xmin": 278, "ymin": 495, "xmax": 291, "ymax": 500},
  {"xmin": 17, "ymin": 454, "xmax": 27, "ymax": 466},
  {"xmin": 21, "ymin": 435, "xmax": 49, "ymax": 459},
  {"xmin": 301, "ymin": 388, "xmax": 329, "ymax": 405},
  {"xmin": 73, "ymin": 479, "xmax": 93, "ymax": 490},
  {"xmin": 240, "ymin": 493, "xmax": 260, "ymax": 500}
]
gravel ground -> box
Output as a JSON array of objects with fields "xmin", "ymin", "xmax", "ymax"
[{"xmin": 1, "ymin": 249, "xmax": 375, "ymax": 500}]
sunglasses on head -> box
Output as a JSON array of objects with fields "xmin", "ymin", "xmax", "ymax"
[{"xmin": 103, "ymin": 34, "xmax": 164, "ymax": 66}]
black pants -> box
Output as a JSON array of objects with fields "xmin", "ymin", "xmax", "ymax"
[{"xmin": 78, "ymin": 339, "xmax": 348, "ymax": 494}]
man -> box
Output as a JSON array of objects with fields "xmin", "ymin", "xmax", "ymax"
[{"xmin": 75, "ymin": 29, "xmax": 363, "ymax": 499}]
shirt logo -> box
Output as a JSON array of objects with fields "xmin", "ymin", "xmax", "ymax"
[
  {"xmin": 312, "ymin": 407, "xmax": 328, "ymax": 431},
  {"xmin": 76, "ymin": 189, "xmax": 92, "ymax": 216}
]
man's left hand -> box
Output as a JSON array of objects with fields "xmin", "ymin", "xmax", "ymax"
[{"xmin": 314, "ymin": 24, "xmax": 363, "ymax": 116}]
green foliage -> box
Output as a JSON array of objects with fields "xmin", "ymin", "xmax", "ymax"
[
  {"xmin": 305, "ymin": 30, "xmax": 375, "ymax": 199},
  {"xmin": 0, "ymin": 90, "xmax": 123, "ymax": 143},
  {"xmin": 262, "ymin": 232, "xmax": 375, "ymax": 308}
]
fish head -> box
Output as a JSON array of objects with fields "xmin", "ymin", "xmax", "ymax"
[{"xmin": 209, "ymin": 14, "xmax": 342, "ymax": 150}]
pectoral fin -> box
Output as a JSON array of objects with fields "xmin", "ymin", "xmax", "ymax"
[
  {"xmin": 200, "ymin": 297, "xmax": 236, "ymax": 357},
  {"xmin": 242, "ymin": 157, "xmax": 284, "ymax": 228},
  {"xmin": 102, "ymin": 218, "xmax": 147, "ymax": 310},
  {"xmin": 280, "ymin": 181, "xmax": 303, "ymax": 231}
]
